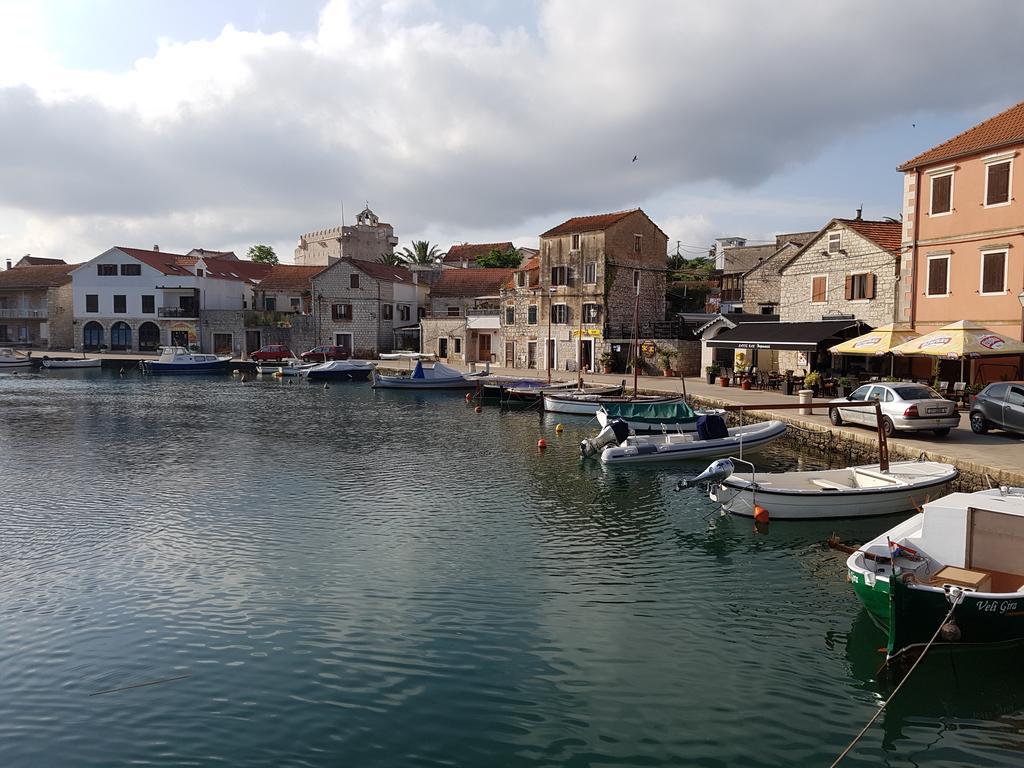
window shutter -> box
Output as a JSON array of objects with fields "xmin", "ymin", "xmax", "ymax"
[
  {"xmin": 866, "ymin": 273, "xmax": 875, "ymax": 299},
  {"xmin": 844, "ymin": 275, "xmax": 853, "ymax": 300}
]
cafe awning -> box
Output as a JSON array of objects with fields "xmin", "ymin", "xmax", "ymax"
[{"xmin": 706, "ymin": 320, "xmax": 867, "ymax": 351}]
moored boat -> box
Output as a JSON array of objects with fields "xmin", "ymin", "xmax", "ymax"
[
  {"xmin": 257, "ymin": 360, "xmax": 317, "ymax": 376},
  {"xmin": 0, "ymin": 348, "xmax": 33, "ymax": 369},
  {"xmin": 372, "ymin": 360, "xmax": 479, "ymax": 389},
  {"xmin": 478, "ymin": 378, "xmax": 574, "ymax": 403},
  {"xmin": 140, "ymin": 347, "xmax": 233, "ymax": 374},
  {"xmin": 596, "ymin": 401, "xmax": 722, "ymax": 433},
  {"xmin": 544, "ymin": 392, "xmax": 682, "ymax": 416},
  {"xmin": 844, "ymin": 487, "xmax": 1024, "ymax": 660},
  {"xmin": 592, "ymin": 418, "xmax": 787, "ymax": 464},
  {"xmin": 304, "ymin": 360, "xmax": 375, "ymax": 381},
  {"xmin": 699, "ymin": 457, "xmax": 958, "ymax": 520},
  {"xmin": 41, "ymin": 356, "xmax": 103, "ymax": 369}
]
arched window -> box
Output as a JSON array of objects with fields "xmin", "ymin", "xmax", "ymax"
[
  {"xmin": 83, "ymin": 321, "xmax": 104, "ymax": 350},
  {"xmin": 138, "ymin": 322, "xmax": 160, "ymax": 352},
  {"xmin": 110, "ymin": 321, "xmax": 132, "ymax": 351}
]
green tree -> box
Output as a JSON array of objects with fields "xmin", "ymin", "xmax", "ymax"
[
  {"xmin": 400, "ymin": 240, "xmax": 441, "ymax": 265},
  {"xmin": 247, "ymin": 244, "xmax": 278, "ymax": 264},
  {"xmin": 475, "ymin": 247, "xmax": 522, "ymax": 269},
  {"xmin": 378, "ymin": 252, "xmax": 404, "ymax": 266}
]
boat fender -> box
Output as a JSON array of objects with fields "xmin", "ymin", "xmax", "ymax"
[
  {"xmin": 676, "ymin": 458, "xmax": 735, "ymax": 489},
  {"xmin": 753, "ymin": 505, "xmax": 769, "ymax": 524},
  {"xmin": 940, "ymin": 621, "xmax": 961, "ymax": 642},
  {"xmin": 465, "ymin": 392, "xmax": 473, "ymax": 402}
]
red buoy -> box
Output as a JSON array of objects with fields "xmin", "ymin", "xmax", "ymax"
[
  {"xmin": 474, "ymin": 405, "xmax": 482, "ymax": 413},
  {"xmin": 465, "ymin": 392, "xmax": 473, "ymax": 402},
  {"xmin": 537, "ymin": 438, "xmax": 547, "ymax": 450},
  {"xmin": 753, "ymin": 505, "xmax": 769, "ymax": 523}
]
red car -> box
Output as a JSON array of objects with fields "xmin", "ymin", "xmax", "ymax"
[
  {"xmin": 300, "ymin": 345, "xmax": 350, "ymax": 362},
  {"xmin": 250, "ymin": 344, "xmax": 293, "ymax": 362}
]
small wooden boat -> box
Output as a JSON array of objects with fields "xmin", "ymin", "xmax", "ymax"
[
  {"xmin": 257, "ymin": 360, "xmax": 317, "ymax": 376},
  {"xmin": 304, "ymin": 360, "xmax": 375, "ymax": 381},
  {"xmin": 699, "ymin": 457, "xmax": 958, "ymax": 520},
  {"xmin": 478, "ymin": 378, "xmax": 574, "ymax": 403},
  {"xmin": 597, "ymin": 401, "xmax": 723, "ymax": 434},
  {"xmin": 843, "ymin": 487, "xmax": 1024, "ymax": 661},
  {"xmin": 372, "ymin": 361, "xmax": 479, "ymax": 389},
  {"xmin": 594, "ymin": 419, "xmax": 787, "ymax": 464},
  {"xmin": 141, "ymin": 347, "xmax": 233, "ymax": 374},
  {"xmin": 41, "ymin": 356, "xmax": 102, "ymax": 369},
  {"xmin": 544, "ymin": 392, "xmax": 683, "ymax": 416},
  {"xmin": 0, "ymin": 348, "xmax": 33, "ymax": 369}
]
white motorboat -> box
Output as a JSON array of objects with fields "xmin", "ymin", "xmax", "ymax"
[
  {"xmin": 596, "ymin": 401, "xmax": 724, "ymax": 434},
  {"xmin": 693, "ymin": 457, "xmax": 958, "ymax": 520},
  {"xmin": 544, "ymin": 392, "xmax": 683, "ymax": 416},
  {"xmin": 41, "ymin": 356, "xmax": 102, "ymax": 369},
  {"xmin": 592, "ymin": 419, "xmax": 787, "ymax": 464},
  {"xmin": 0, "ymin": 348, "xmax": 33, "ymax": 369},
  {"xmin": 372, "ymin": 361, "xmax": 481, "ymax": 389},
  {"xmin": 304, "ymin": 360, "xmax": 375, "ymax": 381},
  {"xmin": 140, "ymin": 346, "xmax": 233, "ymax": 374},
  {"xmin": 257, "ymin": 360, "xmax": 317, "ymax": 376}
]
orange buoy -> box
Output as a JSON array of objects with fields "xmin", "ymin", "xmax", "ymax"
[
  {"xmin": 465, "ymin": 392, "xmax": 473, "ymax": 402},
  {"xmin": 474, "ymin": 405, "xmax": 482, "ymax": 413},
  {"xmin": 537, "ymin": 438, "xmax": 547, "ymax": 450},
  {"xmin": 753, "ymin": 505, "xmax": 769, "ymax": 523}
]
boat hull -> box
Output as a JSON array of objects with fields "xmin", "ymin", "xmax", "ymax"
[
  {"xmin": 543, "ymin": 393, "xmax": 680, "ymax": 416},
  {"xmin": 42, "ymin": 358, "xmax": 103, "ymax": 369},
  {"xmin": 307, "ymin": 367, "xmax": 372, "ymax": 381},
  {"xmin": 372, "ymin": 372, "xmax": 477, "ymax": 389},
  {"xmin": 601, "ymin": 420, "xmax": 786, "ymax": 464},
  {"xmin": 141, "ymin": 361, "xmax": 232, "ymax": 374}
]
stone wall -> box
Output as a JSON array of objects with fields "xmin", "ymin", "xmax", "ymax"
[
  {"xmin": 46, "ymin": 283, "xmax": 74, "ymax": 349},
  {"xmin": 740, "ymin": 243, "xmax": 799, "ymax": 313},
  {"xmin": 311, "ymin": 261, "xmax": 404, "ymax": 358}
]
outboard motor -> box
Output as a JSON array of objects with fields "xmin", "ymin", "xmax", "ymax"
[
  {"xmin": 675, "ymin": 458, "xmax": 735, "ymax": 490},
  {"xmin": 580, "ymin": 418, "xmax": 631, "ymax": 457}
]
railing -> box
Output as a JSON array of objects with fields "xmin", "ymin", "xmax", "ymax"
[
  {"xmin": 465, "ymin": 308, "xmax": 500, "ymax": 316},
  {"xmin": 0, "ymin": 307, "xmax": 47, "ymax": 319},
  {"xmin": 158, "ymin": 307, "xmax": 197, "ymax": 318},
  {"xmin": 603, "ymin": 320, "xmax": 699, "ymax": 340}
]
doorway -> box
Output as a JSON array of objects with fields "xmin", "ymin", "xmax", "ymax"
[
  {"xmin": 579, "ymin": 338, "xmax": 593, "ymax": 372},
  {"xmin": 505, "ymin": 342, "xmax": 514, "ymax": 367},
  {"xmin": 478, "ymin": 333, "xmax": 492, "ymax": 362},
  {"xmin": 334, "ymin": 333, "xmax": 353, "ymax": 357},
  {"xmin": 438, "ymin": 337, "xmax": 448, "ymax": 358},
  {"xmin": 546, "ymin": 339, "xmax": 556, "ymax": 372},
  {"xmin": 245, "ymin": 330, "xmax": 261, "ymax": 354},
  {"xmin": 171, "ymin": 329, "xmax": 189, "ymax": 348},
  {"xmin": 527, "ymin": 341, "xmax": 537, "ymax": 369}
]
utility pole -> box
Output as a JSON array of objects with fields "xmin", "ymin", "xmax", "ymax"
[{"xmin": 547, "ymin": 286, "xmax": 554, "ymax": 383}]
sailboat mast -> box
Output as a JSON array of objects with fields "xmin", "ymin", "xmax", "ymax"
[
  {"xmin": 576, "ymin": 256, "xmax": 585, "ymax": 388},
  {"xmin": 632, "ymin": 274, "xmax": 641, "ymax": 395}
]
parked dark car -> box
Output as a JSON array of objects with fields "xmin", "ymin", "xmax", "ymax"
[
  {"xmin": 969, "ymin": 382, "xmax": 1024, "ymax": 436},
  {"xmin": 250, "ymin": 344, "xmax": 293, "ymax": 362},
  {"xmin": 300, "ymin": 345, "xmax": 350, "ymax": 362}
]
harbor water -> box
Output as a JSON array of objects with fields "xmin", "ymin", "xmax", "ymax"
[{"xmin": 1, "ymin": 369, "xmax": 1023, "ymax": 767}]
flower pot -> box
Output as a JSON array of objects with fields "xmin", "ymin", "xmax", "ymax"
[
  {"xmin": 706, "ymin": 373, "xmax": 716, "ymax": 385},
  {"xmin": 741, "ymin": 380, "xmax": 751, "ymax": 390},
  {"xmin": 663, "ymin": 369, "xmax": 675, "ymax": 377},
  {"xmin": 782, "ymin": 379, "xmax": 793, "ymax": 396},
  {"xmin": 603, "ymin": 365, "xmax": 613, "ymax": 374},
  {"xmin": 718, "ymin": 376, "xmax": 729, "ymax": 387}
]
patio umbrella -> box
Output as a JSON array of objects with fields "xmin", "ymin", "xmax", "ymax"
[
  {"xmin": 828, "ymin": 323, "xmax": 920, "ymax": 376},
  {"xmin": 889, "ymin": 320, "xmax": 1024, "ymax": 380}
]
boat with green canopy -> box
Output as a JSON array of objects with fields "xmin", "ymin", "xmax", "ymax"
[{"xmin": 596, "ymin": 401, "xmax": 722, "ymax": 433}]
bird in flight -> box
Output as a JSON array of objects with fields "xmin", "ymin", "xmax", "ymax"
[{"xmin": 632, "ymin": 155, "xmax": 638, "ymax": 162}]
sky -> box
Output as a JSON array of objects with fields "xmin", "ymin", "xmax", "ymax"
[{"xmin": 1, "ymin": 0, "xmax": 1023, "ymax": 265}]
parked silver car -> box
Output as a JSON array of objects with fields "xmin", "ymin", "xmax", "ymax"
[
  {"xmin": 969, "ymin": 381, "xmax": 1024, "ymax": 436},
  {"xmin": 828, "ymin": 382, "xmax": 960, "ymax": 437}
]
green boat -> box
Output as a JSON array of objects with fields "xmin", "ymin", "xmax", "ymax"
[
  {"xmin": 845, "ymin": 488, "xmax": 1024, "ymax": 661},
  {"xmin": 597, "ymin": 401, "xmax": 723, "ymax": 433}
]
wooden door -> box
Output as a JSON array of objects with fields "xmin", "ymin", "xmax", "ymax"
[
  {"xmin": 505, "ymin": 342, "xmax": 514, "ymax": 367},
  {"xmin": 479, "ymin": 333, "xmax": 492, "ymax": 362}
]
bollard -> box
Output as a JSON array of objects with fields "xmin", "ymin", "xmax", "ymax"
[{"xmin": 798, "ymin": 388, "xmax": 814, "ymax": 416}]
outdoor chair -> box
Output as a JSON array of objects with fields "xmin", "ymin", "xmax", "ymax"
[
  {"xmin": 937, "ymin": 381, "xmax": 950, "ymax": 396},
  {"xmin": 950, "ymin": 381, "xmax": 966, "ymax": 406}
]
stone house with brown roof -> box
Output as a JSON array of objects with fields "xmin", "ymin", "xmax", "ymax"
[
  {"xmin": 420, "ymin": 268, "xmax": 513, "ymax": 364},
  {"xmin": 442, "ymin": 242, "xmax": 516, "ymax": 269},
  {"xmin": 252, "ymin": 265, "xmax": 327, "ymax": 314},
  {"xmin": 736, "ymin": 233, "xmax": 817, "ymax": 315},
  {"xmin": 0, "ymin": 262, "xmax": 75, "ymax": 349}
]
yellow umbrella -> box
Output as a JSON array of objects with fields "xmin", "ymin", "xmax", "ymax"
[
  {"xmin": 890, "ymin": 320, "xmax": 1024, "ymax": 380},
  {"xmin": 829, "ymin": 324, "xmax": 920, "ymax": 356}
]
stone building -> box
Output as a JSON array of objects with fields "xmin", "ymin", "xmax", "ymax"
[
  {"xmin": 0, "ymin": 261, "xmax": 75, "ymax": 349},
  {"xmin": 293, "ymin": 206, "xmax": 399, "ymax": 267},
  {"xmin": 736, "ymin": 233, "xmax": 817, "ymax": 315},
  {"xmin": 309, "ymin": 258, "xmax": 428, "ymax": 358},
  {"xmin": 500, "ymin": 208, "xmax": 669, "ymax": 373},
  {"xmin": 252, "ymin": 265, "xmax": 327, "ymax": 314},
  {"xmin": 442, "ymin": 242, "xmax": 515, "ymax": 269},
  {"xmin": 420, "ymin": 269, "xmax": 513, "ymax": 364}
]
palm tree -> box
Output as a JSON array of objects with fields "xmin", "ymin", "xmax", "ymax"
[
  {"xmin": 378, "ymin": 252, "xmax": 404, "ymax": 266},
  {"xmin": 400, "ymin": 240, "xmax": 441, "ymax": 265}
]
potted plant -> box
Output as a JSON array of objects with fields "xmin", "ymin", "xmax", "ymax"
[
  {"xmin": 705, "ymin": 365, "xmax": 716, "ymax": 385},
  {"xmin": 598, "ymin": 351, "xmax": 615, "ymax": 374},
  {"xmin": 781, "ymin": 372, "xmax": 794, "ymax": 396},
  {"xmin": 836, "ymin": 376, "xmax": 851, "ymax": 398},
  {"xmin": 804, "ymin": 370, "xmax": 821, "ymax": 396},
  {"xmin": 658, "ymin": 349, "xmax": 677, "ymax": 377}
]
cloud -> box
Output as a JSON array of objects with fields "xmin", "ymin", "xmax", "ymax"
[{"xmin": 1, "ymin": 0, "xmax": 1023, "ymax": 262}]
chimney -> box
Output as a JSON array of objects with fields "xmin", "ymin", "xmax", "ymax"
[
  {"xmin": 5, "ymin": 260, "xmax": 11, "ymax": 271},
  {"xmin": 855, "ymin": 206, "xmax": 862, "ymax": 221},
  {"xmin": 153, "ymin": 244, "xmax": 160, "ymax": 252}
]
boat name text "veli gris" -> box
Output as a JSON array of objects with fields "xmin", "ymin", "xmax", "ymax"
[{"xmin": 976, "ymin": 599, "xmax": 1019, "ymax": 614}]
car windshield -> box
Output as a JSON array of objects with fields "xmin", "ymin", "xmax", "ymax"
[{"xmin": 892, "ymin": 385, "xmax": 941, "ymax": 401}]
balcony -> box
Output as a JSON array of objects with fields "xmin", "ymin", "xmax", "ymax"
[
  {"xmin": 0, "ymin": 307, "xmax": 47, "ymax": 319},
  {"xmin": 158, "ymin": 307, "xmax": 198, "ymax": 318}
]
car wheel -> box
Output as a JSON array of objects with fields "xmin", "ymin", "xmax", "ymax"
[
  {"xmin": 882, "ymin": 417, "xmax": 896, "ymax": 437},
  {"xmin": 970, "ymin": 412, "xmax": 990, "ymax": 434},
  {"xmin": 933, "ymin": 428, "xmax": 950, "ymax": 437},
  {"xmin": 829, "ymin": 408, "xmax": 843, "ymax": 426}
]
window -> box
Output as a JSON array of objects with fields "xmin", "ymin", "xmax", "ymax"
[
  {"xmin": 571, "ymin": 234, "xmax": 581, "ymax": 250},
  {"xmin": 845, "ymin": 272, "xmax": 875, "ymax": 300},
  {"xmin": 97, "ymin": 264, "xmax": 118, "ymax": 276},
  {"xmin": 516, "ymin": 271, "xmax": 527, "ymax": 288},
  {"xmin": 350, "ymin": 273, "xmax": 360, "ymax": 289},
  {"xmin": 527, "ymin": 304, "xmax": 538, "ymax": 325},
  {"xmin": 551, "ymin": 265, "xmax": 568, "ymax": 286},
  {"xmin": 399, "ymin": 305, "xmax": 410, "ymax": 322},
  {"xmin": 551, "ymin": 303, "xmax": 569, "ymax": 324},
  {"xmin": 382, "ymin": 304, "xmax": 393, "ymax": 320},
  {"xmin": 827, "ymin": 231, "xmax": 842, "ymax": 254},
  {"xmin": 721, "ymin": 275, "xmax": 742, "ymax": 301},
  {"xmin": 633, "ymin": 269, "xmax": 640, "ymax": 288},
  {"xmin": 447, "ymin": 306, "xmax": 461, "ymax": 317},
  {"xmin": 1009, "ymin": 385, "xmax": 1024, "ymax": 406},
  {"xmin": 582, "ymin": 303, "xmax": 599, "ymax": 323},
  {"xmin": 332, "ymin": 303, "xmax": 352, "ymax": 321},
  {"xmin": 213, "ymin": 333, "xmax": 233, "ymax": 355},
  {"xmin": 584, "ymin": 262, "xmax": 597, "ymax": 284},
  {"xmin": 505, "ymin": 306, "xmax": 515, "ymax": 325},
  {"xmin": 930, "ymin": 173, "xmax": 953, "ymax": 215},
  {"xmin": 264, "ymin": 297, "xmax": 277, "ymax": 311},
  {"xmin": 290, "ymin": 297, "xmax": 301, "ymax": 310},
  {"xmin": 980, "ymin": 249, "xmax": 1007, "ymax": 294},
  {"xmin": 141, "ymin": 295, "xmax": 155, "ymax": 314},
  {"xmin": 195, "ymin": 268, "xmax": 204, "ymax": 277},
  {"xmin": 926, "ymin": 255, "xmax": 949, "ymax": 296},
  {"xmin": 113, "ymin": 295, "xmax": 127, "ymax": 313},
  {"xmin": 85, "ymin": 294, "xmax": 99, "ymax": 313},
  {"xmin": 985, "ymin": 160, "xmax": 1011, "ymax": 206},
  {"xmin": 759, "ymin": 305, "xmax": 775, "ymax": 315},
  {"xmin": 634, "ymin": 234, "xmax": 642, "ymax": 253},
  {"xmin": 454, "ymin": 337, "xmax": 462, "ymax": 354},
  {"xmin": 438, "ymin": 337, "xmax": 448, "ymax": 357},
  {"xmin": 120, "ymin": 263, "xmax": 141, "ymax": 276},
  {"xmin": 811, "ymin": 276, "xmax": 827, "ymax": 303}
]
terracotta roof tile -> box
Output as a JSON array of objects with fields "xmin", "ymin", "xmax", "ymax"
[
  {"xmin": 16, "ymin": 256, "xmax": 66, "ymax": 266},
  {"xmin": 115, "ymin": 247, "xmax": 193, "ymax": 276},
  {"xmin": 431, "ymin": 268, "xmax": 515, "ymax": 297},
  {"xmin": 899, "ymin": 100, "xmax": 1024, "ymax": 170},
  {"xmin": 541, "ymin": 209, "xmax": 640, "ymax": 238},
  {"xmin": 443, "ymin": 242, "xmax": 514, "ymax": 264},
  {"xmin": 347, "ymin": 259, "xmax": 413, "ymax": 283},
  {"xmin": 257, "ymin": 264, "xmax": 326, "ymax": 290},
  {"xmin": 201, "ymin": 257, "xmax": 273, "ymax": 283},
  {"xmin": 0, "ymin": 263, "xmax": 76, "ymax": 289},
  {"xmin": 838, "ymin": 218, "xmax": 902, "ymax": 252}
]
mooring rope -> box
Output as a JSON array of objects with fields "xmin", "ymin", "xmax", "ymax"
[{"xmin": 829, "ymin": 590, "xmax": 963, "ymax": 767}]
